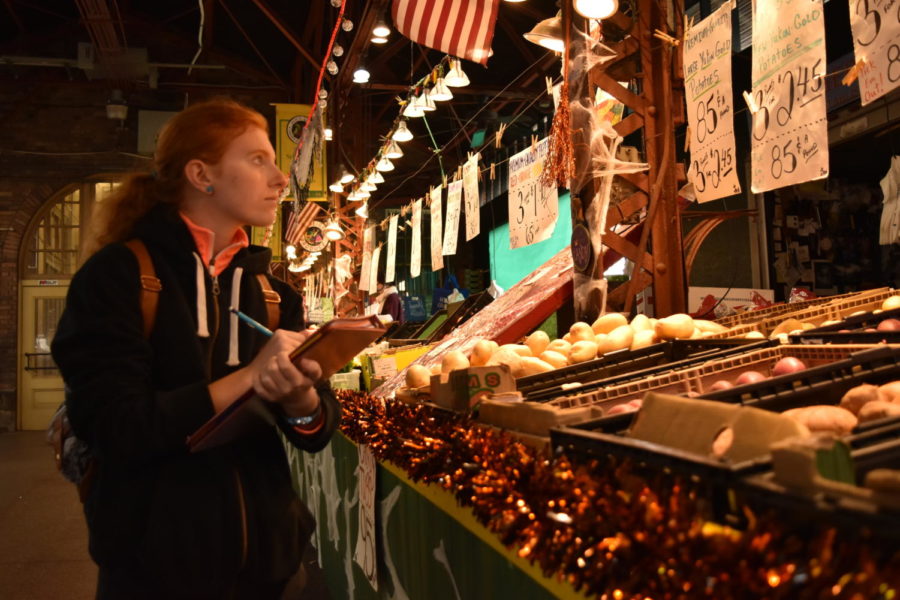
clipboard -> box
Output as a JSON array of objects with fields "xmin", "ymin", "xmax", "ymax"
[{"xmin": 187, "ymin": 315, "xmax": 386, "ymax": 452}]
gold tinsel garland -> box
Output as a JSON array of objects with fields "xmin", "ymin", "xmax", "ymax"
[{"xmin": 541, "ymin": 79, "xmax": 575, "ymax": 188}]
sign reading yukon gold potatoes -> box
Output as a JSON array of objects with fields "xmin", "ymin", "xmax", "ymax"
[
  {"xmin": 429, "ymin": 185, "xmax": 444, "ymax": 271},
  {"xmin": 410, "ymin": 198, "xmax": 422, "ymax": 278},
  {"xmin": 508, "ymin": 138, "xmax": 558, "ymax": 249}
]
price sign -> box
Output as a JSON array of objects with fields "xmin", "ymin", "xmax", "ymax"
[
  {"xmin": 369, "ymin": 244, "xmax": 382, "ymax": 291},
  {"xmin": 750, "ymin": 0, "xmax": 829, "ymax": 193},
  {"xmin": 683, "ymin": 3, "xmax": 742, "ymax": 202},
  {"xmin": 385, "ymin": 214, "xmax": 398, "ymax": 283},
  {"xmin": 430, "ymin": 185, "xmax": 444, "ymax": 271},
  {"xmin": 353, "ymin": 444, "xmax": 379, "ymax": 591},
  {"xmin": 850, "ymin": 0, "xmax": 900, "ymax": 104},
  {"xmin": 358, "ymin": 225, "xmax": 375, "ymax": 292},
  {"xmin": 463, "ymin": 154, "xmax": 480, "ymax": 241},
  {"xmin": 410, "ymin": 198, "xmax": 422, "ymax": 278},
  {"xmin": 443, "ymin": 179, "xmax": 462, "ymax": 256},
  {"xmin": 508, "ymin": 137, "xmax": 559, "ymax": 249}
]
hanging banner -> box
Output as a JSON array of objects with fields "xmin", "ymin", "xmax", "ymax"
[
  {"xmin": 411, "ymin": 198, "xmax": 423, "ymax": 277},
  {"xmin": 750, "ymin": 0, "xmax": 829, "ymax": 193},
  {"xmin": 370, "ymin": 244, "xmax": 382, "ymax": 290},
  {"xmin": 849, "ymin": 0, "xmax": 900, "ymax": 105},
  {"xmin": 385, "ymin": 215, "xmax": 399, "ymax": 283},
  {"xmin": 353, "ymin": 444, "xmax": 378, "ymax": 591},
  {"xmin": 463, "ymin": 154, "xmax": 481, "ymax": 241},
  {"xmin": 359, "ymin": 225, "xmax": 375, "ymax": 292},
  {"xmin": 508, "ymin": 138, "xmax": 559, "ymax": 249},
  {"xmin": 683, "ymin": 3, "xmax": 742, "ymax": 202},
  {"xmin": 430, "ymin": 185, "xmax": 444, "ymax": 271},
  {"xmin": 443, "ymin": 179, "xmax": 462, "ymax": 256}
]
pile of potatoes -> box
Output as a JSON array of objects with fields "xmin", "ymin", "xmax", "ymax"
[{"xmin": 755, "ymin": 294, "xmax": 900, "ymax": 342}]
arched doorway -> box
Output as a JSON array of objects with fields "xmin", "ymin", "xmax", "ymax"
[{"xmin": 18, "ymin": 181, "xmax": 118, "ymax": 430}]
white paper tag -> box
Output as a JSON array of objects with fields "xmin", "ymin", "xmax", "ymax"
[
  {"xmin": 443, "ymin": 179, "xmax": 462, "ymax": 256},
  {"xmin": 683, "ymin": 3, "xmax": 742, "ymax": 202},
  {"xmin": 410, "ymin": 198, "xmax": 422, "ymax": 278},
  {"xmin": 369, "ymin": 244, "xmax": 382, "ymax": 292},
  {"xmin": 358, "ymin": 225, "xmax": 375, "ymax": 292},
  {"xmin": 353, "ymin": 444, "xmax": 378, "ymax": 591},
  {"xmin": 463, "ymin": 154, "xmax": 480, "ymax": 241},
  {"xmin": 371, "ymin": 355, "xmax": 397, "ymax": 378},
  {"xmin": 385, "ymin": 214, "xmax": 398, "ymax": 283},
  {"xmin": 508, "ymin": 137, "xmax": 558, "ymax": 249},
  {"xmin": 850, "ymin": 0, "xmax": 900, "ymax": 105},
  {"xmin": 430, "ymin": 185, "xmax": 444, "ymax": 271},
  {"xmin": 750, "ymin": 0, "xmax": 829, "ymax": 193}
]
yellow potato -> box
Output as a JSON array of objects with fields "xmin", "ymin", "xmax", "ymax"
[
  {"xmin": 539, "ymin": 350, "xmax": 568, "ymax": 369},
  {"xmin": 406, "ymin": 364, "xmax": 432, "ymax": 389},
  {"xmin": 603, "ymin": 325, "xmax": 633, "ymax": 353},
  {"xmin": 884, "ymin": 296, "xmax": 900, "ymax": 311},
  {"xmin": 744, "ymin": 331, "xmax": 765, "ymax": 339},
  {"xmin": 631, "ymin": 329, "xmax": 656, "ymax": 350},
  {"xmin": 515, "ymin": 357, "xmax": 555, "ymax": 378},
  {"xmin": 469, "ymin": 339, "xmax": 496, "ymax": 367},
  {"xmin": 441, "ymin": 350, "xmax": 470, "ymax": 373},
  {"xmin": 591, "ymin": 313, "xmax": 628, "ymax": 335},
  {"xmin": 630, "ymin": 314, "xmax": 653, "ymax": 333},
  {"xmin": 568, "ymin": 340, "xmax": 599, "ymax": 364},
  {"xmin": 655, "ymin": 313, "xmax": 695, "ymax": 339},
  {"xmin": 562, "ymin": 332, "xmax": 574, "ymax": 344},
  {"xmin": 500, "ymin": 343, "xmax": 533, "ymax": 357},
  {"xmin": 546, "ymin": 339, "xmax": 572, "ymax": 355},
  {"xmin": 524, "ymin": 330, "xmax": 550, "ymax": 356},
  {"xmin": 487, "ymin": 348, "xmax": 523, "ymax": 374},
  {"xmin": 569, "ymin": 322, "xmax": 596, "ymax": 342},
  {"xmin": 693, "ymin": 319, "xmax": 728, "ymax": 334}
]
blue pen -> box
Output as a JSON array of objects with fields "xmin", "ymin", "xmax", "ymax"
[{"xmin": 229, "ymin": 307, "xmax": 274, "ymax": 337}]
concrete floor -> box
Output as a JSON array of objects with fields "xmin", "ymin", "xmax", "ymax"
[{"xmin": 0, "ymin": 432, "xmax": 331, "ymax": 600}]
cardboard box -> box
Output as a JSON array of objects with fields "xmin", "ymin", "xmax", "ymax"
[
  {"xmin": 689, "ymin": 286, "xmax": 775, "ymax": 320},
  {"xmin": 431, "ymin": 365, "xmax": 515, "ymax": 411},
  {"xmin": 478, "ymin": 400, "xmax": 593, "ymax": 437}
]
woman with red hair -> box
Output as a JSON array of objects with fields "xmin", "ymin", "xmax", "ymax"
[{"xmin": 52, "ymin": 98, "xmax": 338, "ymax": 598}]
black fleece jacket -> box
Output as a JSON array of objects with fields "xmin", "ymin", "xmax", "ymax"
[{"xmin": 51, "ymin": 205, "xmax": 340, "ymax": 598}]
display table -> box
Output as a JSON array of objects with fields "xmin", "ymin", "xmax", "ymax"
[{"xmin": 286, "ymin": 432, "xmax": 581, "ymax": 600}]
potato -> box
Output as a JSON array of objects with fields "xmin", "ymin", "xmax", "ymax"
[
  {"xmin": 858, "ymin": 400, "xmax": 900, "ymax": 422},
  {"xmin": 568, "ymin": 340, "xmax": 599, "ymax": 364},
  {"xmin": 546, "ymin": 339, "xmax": 572, "ymax": 355},
  {"xmin": 744, "ymin": 331, "xmax": 766, "ymax": 339},
  {"xmin": 694, "ymin": 319, "xmax": 728, "ymax": 334},
  {"xmin": 630, "ymin": 329, "xmax": 656, "ymax": 350},
  {"xmin": 771, "ymin": 318, "xmax": 803, "ymax": 338},
  {"xmin": 655, "ymin": 313, "xmax": 695, "ymax": 339},
  {"xmin": 630, "ymin": 314, "xmax": 653, "ymax": 333},
  {"xmin": 865, "ymin": 469, "xmax": 900, "ymax": 493},
  {"xmin": 430, "ymin": 364, "xmax": 442, "ymax": 375},
  {"xmin": 562, "ymin": 332, "xmax": 574, "ymax": 344},
  {"xmin": 878, "ymin": 381, "xmax": 900, "ymax": 403},
  {"xmin": 569, "ymin": 322, "xmax": 596, "ymax": 342},
  {"xmin": 406, "ymin": 364, "xmax": 432, "ymax": 389},
  {"xmin": 771, "ymin": 356, "xmax": 807, "ymax": 376},
  {"xmin": 591, "ymin": 313, "xmax": 628, "ymax": 335},
  {"xmin": 782, "ymin": 405, "xmax": 858, "ymax": 435},
  {"xmin": 500, "ymin": 344, "xmax": 533, "ymax": 357},
  {"xmin": 689, "ymin": 327, "xmax": 703, "ymax": 339},
  {"xmin": 441, "ymin": 350, "xmax": 470, "ymax": 373},
  {"xmin": 840, "ymin": 383, "xmax": 880, "ymax": 415},
  {"xmin": 539, "ymin": 350, "xmax": 568, "ymax": 369},
  {"xmin": 735, "ymin": 370, "xmax": 767, "ymax": 385},
  {"xmin": 883, "ymin": 296, "xmax": 900, "ymax": 311},
  {"xmin": 486, "ymin": 348, "xmax": 523, "ymax": 373},
  {"xmin": 515, "ymin": 357, "xmax": 555, "ymax": 378},
  {"xmin": 604, "ymin": 324, "xmax": 634, "ymax": 353},
  {"xmin": 470, "ymin": 339, "xmax": 496, "ymax": 367},
  {"xmin": 524, "ymin": 330, "xmax": 550, "ymax": 356}
]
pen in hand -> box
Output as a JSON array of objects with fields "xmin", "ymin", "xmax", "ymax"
[{"xmin": 229, "ymin": 307, "xmax": 274, "ymax": 337}]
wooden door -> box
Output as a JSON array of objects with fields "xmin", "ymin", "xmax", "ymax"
[{"xmin": 18, "ymin": 281, "xmax": 68, "ymax": 430}]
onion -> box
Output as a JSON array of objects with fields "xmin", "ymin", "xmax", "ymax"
[
  {"xmin": 735, "ymin": 370, "xmax": 768, "ymax": 385},
  {"xmin": 771, "ymin": 356, "xmax": 807, "ymax": 376}
]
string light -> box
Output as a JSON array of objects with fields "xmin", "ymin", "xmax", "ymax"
[
  {"xmin": 369, "ymin": 170, "xmax": 385, "ymax": 184},
  {"xmin": 402, "ymin": 95, "xmax": 425, "ymax": 118},
  {"xmin": 339, "ymin": 169, "xmax": 355, "ymax": 184},
  {"xmin": 324, "ymin": 218, "xmax": 345, "ymax": 241},
  {"xmin": 376, "ymin": 156, "xmax": 395, "ymax": 172},
  {"xmin": 444, "ymin": 59, "xmax": 470, "ymax": 87},
  {"xmin": 392, "ymin": 120, "xmax": 414, "ymax": 142},
  {"xmin": 573, "ymin": 0, "xmax": 619, "ymax": 19},
  {"xmin": 329, "ymin": 180, "xmax": 344, "ymax": 193},
  {"xmin": 431, "ymin": 77, "xmax": 453, "ymax": 101},
  {"xmin": 385, "ymin": 139, "xmax": 404, "ymax": 159}
]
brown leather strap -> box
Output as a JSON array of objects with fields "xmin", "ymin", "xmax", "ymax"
[
  {"xmin": 256, "ymin": 274, "xmax": 281, "ymax": 331},
  {"xmin": 124, "ymin": 239, "xmax": 162, "ymax": 339}
]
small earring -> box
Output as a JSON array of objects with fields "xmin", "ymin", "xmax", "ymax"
[{"xmin": 205, "ymin": 185, "xmax": 214, "ymax": 194}]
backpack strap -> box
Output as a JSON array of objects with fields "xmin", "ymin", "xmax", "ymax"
[
  {"xmin": 124, "ymin": 239, "xmax": 162, "ymax": 339},
  {"xmin": 256, "ymin": 274, "xmax": 281, "ymax": 331}
]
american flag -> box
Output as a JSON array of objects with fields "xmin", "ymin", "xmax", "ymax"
[
  {"xmin": 392, "ymin": 0, "xmax": 501, "ymax": 66},
  {"xmin": 285, "ymin": 201, "xmax": 325, "ymax": 246}
]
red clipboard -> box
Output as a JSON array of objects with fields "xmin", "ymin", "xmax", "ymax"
[{"xmin": 187, "ymin": 315, "xmax": 386, "ymax": 452}]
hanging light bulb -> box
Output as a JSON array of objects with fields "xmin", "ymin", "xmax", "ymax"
[
  {"xmin": 329, "ymin": 180, "xmax": 344, "ymax": 193},
  {"xmin": 346, "ymin": 189, "xmax": 360, "ymax": 202},
  {"xmin": 370, "ymin": 170, "xmax": 385, "ymax": 183},
  {"xmin": 330, "ymin": 0, "xmax": 341, "ymax": 7},
  {"xmin": 324, "ymin": 127, "xmax": 333, "ymax": 141},
  {"xmin": 373, "ymin": 20, "xmax": 391, "ymax": 37},
  {"xmin": 371, "ymin": 36, "xmax": 388, "ymax": 44},
  {"xmin": 444, "ymin": 59, "xmax": 470, "ymax": 87},
  {"xmin": 430, "ymin": 77, "xmax": 453, "ymax": 101},
  {"xmin": 361, "ymin": 179, "xmax": 377, "ymax": 192},
  {"xmin": 353, "ymin": 66, "xmax": 370, "ymax": 83},
  {"xmin": 332, "ymin": 44, "xmax": 344, "ymax": 57},
  {"xmin": 524, "ymin": 12, "xmax": 565, "ymax": 52},
  {"xmin": 326, "ymin": 60, "xmax": 339, "ymax": 75},
  {"xmin": 342, "ymin": 18, "xmax": 353, "ymax": 32},
  {"xmin": 392, "ymin": 120, "xmax": 414, "ymax": 142},
  {"xmin": 384, "ymin": 139, "xmax": 404, "ymax": 159},
  {"xmin": 419, "ymin": 88, "xmax": 436, "ymax": 111},
  {"xmin": 285, "ymin": 245, "xmax": 297, "ymax": 260},
  {"xmin": 355, "ymin": 188, "xmax": 371, "ymax": 199},
  {"xmin": 356, "ymin": 203, "xmax": 369, "ymax": 219},
  {"xmin": 402, "ymin": 94, "xmax": 425, "ymax": 118},
  {"xmin": 573, "ymin": 0, "xmax": 619, "ymax": 19},
  {"xmin": 324, "ymin": 218, "xmax": 345, "ymax": 241},
  {"xmin": 376, "ymin": 156, "xmax": 395, "ymax": 172},
  {"xmin": 318, "ymin": 88, "xmax": 328, "ymax": 100}
]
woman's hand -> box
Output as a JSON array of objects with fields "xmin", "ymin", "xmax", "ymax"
[{"xmin": 249, "ymin": 329, "xmax": 322, "ymax": 417}]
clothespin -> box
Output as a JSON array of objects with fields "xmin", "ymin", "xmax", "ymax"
[
  {"xmin": 742, "ymin": 90, "xmax": 759, "ymax": 114},
  {"xmin": 457, "ymin": 165, "xmax": 463, "ymax": 180},
  {"xmin": 531, "ymin": 134, "xmax": 539, "ymax": 153},
  {"xmin": 653, "ymin": 29, "xmax": 679, "ymax": 47},
  {"xmin": 842, "ymin": 57, "xmax": 866, "ymax": 86},
  {"xmin": 442, "ymin": 173, "xmax": 448, "ymax": 188},
  {"xmin": 490, "ymin": 162, "xmax": 496, "ymax": 180},
  {"xmin": 495, "ymin": 123, "xmax": 508, "ymax": 148},
  {"xmin": 545, "ymin": 76, "xmax": 554, "ymax": 96},
  {"xmin": 684, "ymin": 126, "xmax": 691, "ymax": 152}
]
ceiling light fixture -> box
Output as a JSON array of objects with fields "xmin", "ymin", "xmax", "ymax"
[
  {"xmin": 524, "ymin": 12, "xmax": 565, "ymax": 53},
  {"xmin": 324, "ymin": 219, "xmax": 345, "ymax": 241},
  {"xmin": 324, "ymin": 127, "xmax": 333, "ymax": 141},
  {"xmin": 574, "ymin": 0, "xmax": 619, "ymax": 19},
  {"xmin": 402, "ymin": 95, "xmax": 425, "ymax": 118},
  {"xmin": 371, "ymin": 36, "xmax": 388, "ymax": 44},
  {"xmin": 430, "ymin": 77, "xmax": 453, "ymax": 101},
  {"xmin": 356, "ymin": 203, "xmax": 369, "ymax": 219},
  {"xmin": 392, "ymin": 120, "xmax": 414, "ymax": 142},
  {"xmin": 373, "ymin": 21, "xmax": 391, "ymax": 37},
  {"xmin": 329, "ymin": 180, "xmax": 344, "ymax": 193},
  {"xmin": 369, "ymin": 170, "xmax": 385, "ymax": 184},
  {"xmin": 376, "ymin": 156, "xmax": 395, "ymax": 172},
  {"xmin": 385, "ymin": 139, "xmax": 404, "ymax": 159},
  {"xmin": 444, "ymin": 59, "xmax": 470, "ymax": 87},
  {"xmin": 339, "ymin": 169, "xmax": 355, "ymax": 184},
  {"xmin": 419, "ymin": 88, "xmax": 436, "ymax": 111},
  {"xmin": 353, "ymin": 66, "xmax": 370, "ymax": 83}
]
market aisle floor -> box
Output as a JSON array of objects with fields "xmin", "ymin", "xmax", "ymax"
[{"xmin": 0, "ymin": 432, "xmax": 331, "ymax": 600}]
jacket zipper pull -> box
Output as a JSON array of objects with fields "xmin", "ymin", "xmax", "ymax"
[{"xmin": 209, "ymin": 262, "xmax": 219, "ymax": 296}]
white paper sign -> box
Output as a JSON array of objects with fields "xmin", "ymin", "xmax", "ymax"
[
  {"xmin": 750, "ymin": 0, "xmax": 829, "ymax": 193},
  {"xmin": 410, "ymin": 198, "xmax": 422, "ymax": 277},
  {"xmin": 850, "ymin": 0, "xmax": 900, "ymax": 105},
  {"xmin": 683, "ymin": 3, "xmax": 742, "ymax": 202},
  {"xmin": 353, "ymin": 444, "xmax": 378, "ymax": 591},
  {"xmin": 443, "ymin": 179, "xmax": 462, "ymax": 256},
  {"xmin": 371, "ymin": 355, "xmax": 397, "ymax": 378},
  {"xmin": 430, "ymin": 185, "xmax": 444, "ymax": 271},
  {"xmin": 358, "ymin": 225, "xmax": 375, "ymax": 292},
  {"xmin": 385, "ymin": 214, "xmax": 398, "ymax": 283},
  {"xmin": 370, "ymin": 244, "xmax": 382, "ymax": 290},
  {"xmin": 463, "ymin": 154, "xmax": 480, "ymax": 241},
  {"xmin": 508, "ymin": 138, "xmax": 558, "ymax": 249}
]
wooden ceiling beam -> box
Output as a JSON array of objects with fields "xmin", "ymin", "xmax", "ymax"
[
  {"xmin": 247, "ymin": 0, "xmax": 321, "ymax": 72},
  {"xmin": 218, "ymin": 0, "xmax": 287, "ymax": 88}
]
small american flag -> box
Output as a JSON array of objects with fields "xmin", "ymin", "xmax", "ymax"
[
  {"xmin": 392, "ymin": 0, "xmax": 501, "ymax": 66},
  {"xmin": 285, "ymin": 201, "xmax": 325, "ymax": 246}
]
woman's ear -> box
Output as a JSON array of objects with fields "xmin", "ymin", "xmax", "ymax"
[{"xmin": 184, "ymin": 159, "xmax": 214, "ymax": 194}]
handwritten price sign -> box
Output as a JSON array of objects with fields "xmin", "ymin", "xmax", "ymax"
[
  {"xmin": 359, "ymin": 225, "xmax": 375, "ymax": 292},
  {"xmin": 443, "ymin": 179, "xmax": 462, "ymax": 256},
  {"xmin": 429, "ymin": 185, "xmax": 444, "ymax": 271},
  {"xmin": 385, "ymin": 214, "xmax": 398, "ymax": 283},
  {"xmin": 683, "ymin": 3, "xmax": 742, "ymax": 202},
  {"xmin": 508, "ymin": 138, "xmax": 558, "ymax": 249},
  {"xmin": 410, "ymin": 198, "xmax": 422, "ymax": 278},
  {"xmin": 463, "ymin": 154, "xmax": 480, "ymax": 241},
  {"xmin": 850, "ymin": 0, "xmax": 900, "ymax": 104},
  {"xmin": 751, "ymin": 0, "xmax": 829, "ymax": 193}
]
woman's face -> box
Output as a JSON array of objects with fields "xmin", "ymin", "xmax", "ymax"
[{"xmin": 206, "ymin": 126, "xmax": 288, "ymax": 228}]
